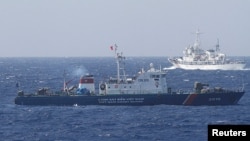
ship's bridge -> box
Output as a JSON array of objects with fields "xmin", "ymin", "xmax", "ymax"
[{"xmin": 99, "ymin": 63, "xmax": 168, "ymax": 95}]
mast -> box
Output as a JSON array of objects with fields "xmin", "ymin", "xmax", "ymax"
[
  {"xmin": 115, "ymin": 45, "xmax": 120, "ymax": 83},
  {"xmin": 63, "ymin": 70, "xmax": 68, "ymax": 93},
  {"xmin": 111, "ymin": 44, "xmax": 126, "ymax": 83},
  {"xmin": 194, "ymin": 29, "xmax": 202, "ymax": 49}
]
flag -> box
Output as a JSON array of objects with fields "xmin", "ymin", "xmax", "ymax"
[{"xmin": 110, "ymin": 44, "xmax": 118, "ymax": 51}]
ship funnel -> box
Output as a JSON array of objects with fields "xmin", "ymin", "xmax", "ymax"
[{"xmin": 78, "ymin": 74, "xmax": 95, "ymax": 94}]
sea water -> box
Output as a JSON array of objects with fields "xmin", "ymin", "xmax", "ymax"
[{"xmin": 0, "ymin": 57, "xmax": 250, "ymax": 141}]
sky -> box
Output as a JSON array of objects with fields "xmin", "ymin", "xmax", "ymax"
[{"xmin": 0, "ymin": 0, "xmax": 249, "ymax": 57}]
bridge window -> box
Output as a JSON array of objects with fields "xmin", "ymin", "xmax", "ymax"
[
  {"xmin": 150, "ymin": 75, "xmax": 160, "ymax": 78},
  {"xmin": 138, "ymin": 79, "xmax": 149, "ymax": 82}
]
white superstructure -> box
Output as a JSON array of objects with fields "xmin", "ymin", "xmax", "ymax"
[
  {"xmin": 168, "ymin": 30, "xmax": 246, "ymax": 70},
  {"xmin": 99, "ymin": 46, "xmax": 168, "ymax": 95}
]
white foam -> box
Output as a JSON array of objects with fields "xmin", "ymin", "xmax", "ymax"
[{"xmin": 163, "ymin": 66, "xmax": 176, "ymax": 70}]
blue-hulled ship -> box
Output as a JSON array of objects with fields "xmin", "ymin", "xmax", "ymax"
[{"xmin": 14, "ymin": 47, "xmax": 245, "ymax": 106}]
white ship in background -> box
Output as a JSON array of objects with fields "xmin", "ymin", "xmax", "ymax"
[{"xmin": 168, "ymin": 30, "xmax": 246, "ymax": 70}]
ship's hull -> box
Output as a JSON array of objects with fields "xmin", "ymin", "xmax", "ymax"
[
  {"xmin": 169, "ymin": 60, "xmax": 246, "ymax": 70},
  {"xmin": 14, "ymin": 92, "xmax": 244, "ymax": 106}
]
